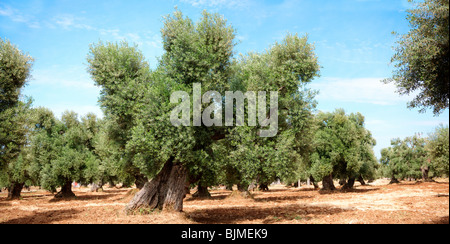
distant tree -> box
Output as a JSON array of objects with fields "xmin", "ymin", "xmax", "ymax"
[
  {"xmin": 310, "ymin": 109, "xmax": 377, "ymax": 191},
  {"xmin": 27, "ymin": 107, "xmax": 58, "ymax": 190},
  {"xmin": 380, "ymin": 147, "xmax": 398, "ymax": 183},
  {"xmin": 380, "ymin": 134, "xmax": 428, "ymax": 183},
  {"xmin": 92, "ymin": 116, "xmax": 132, "ymax": 188},
  {"xmin": 32, "ymin": 111, "xmax": 99, "ymax": 198},
  {"xmin": 385, "ymin": 0, "xmax": 449, "ymax": 115},
  {"xmin": 80, "ymin": 113, "xmax": 107, "ymax": 192},
  {"xmin": 426, "ymin": 124, "xmax": 449, "ymax": 177}
]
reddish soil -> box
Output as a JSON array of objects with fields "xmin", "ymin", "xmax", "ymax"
[{"xmin": 1, "ymin": 179, "xmax": 448, "ymax": 224}]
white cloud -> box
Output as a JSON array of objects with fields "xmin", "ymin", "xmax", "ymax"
[
  {"xmin": 99, "ymin": 29, "xmax": 162, "ymax": 50},
  {"xmin": 0, "ymin": 5, "xmax": 40, "ymax": 28},
  {"xmin": 309, "ymin": 77, "xmax": 417, "ymax": 106},
  {"xmin": 52, "ymin": 14, "xmax": 94, "ymax": 31},
  {"xmin": 32, "ymin": 65, "xmax": 99, "ymax": 91}
]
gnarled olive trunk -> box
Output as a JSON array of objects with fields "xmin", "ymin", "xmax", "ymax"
[
  {"xmin": 125, "ymin": 160, "xmax": 188, "ymax": 213},
  {"xmin": 258, "ymin": 183, "xmax": 269, "ymax": 191},
  {"xmin": 193, "ymin": 183, "xmax": 211, "ymax": 198},
  {"xmin": 7, "ymin": 182, "xmax": 24, "ymax": 200},
  {"xmin": 342, "ymin": 177, "xmax": 355, "ymax": 190},
  {"xmin": 309, "ymin": 176, "xmax": 319, "ymax": 189},
  {"xmin": 389, "ymin": 175, "xmax": 400, "ymax": 184},
  {"xmin": 321, "ymin": 174, "xmax": 336, "ymax": 191},
  {"xmin": 55, "ymin": 180, "xmax": 75, "ymax": 198},
  {"xmin": 421, "ymin": 165, "xmax": 433, "ymax": 182},
  {"xmin": 357, "ymin": 175, "xmax": 366, "ymax": 185}
]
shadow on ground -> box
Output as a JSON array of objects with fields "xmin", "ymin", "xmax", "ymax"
[
  {"xmin": 186, "ymin": 203, "xmax": 353, "ymax": 224},
  {"xmin": 1, "ymin": 209, "xmax": 80, "ymax": 224}
]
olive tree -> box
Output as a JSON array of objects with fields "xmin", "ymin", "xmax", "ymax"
[
  {"xmin": 385, "ymin": 0, "xmax": 449, "ymax": 115},
  {"xmin": 310, "ymin": 109, "xmax": 377, "ymax": 191}
]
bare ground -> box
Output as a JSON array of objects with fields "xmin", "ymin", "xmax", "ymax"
[{"xmin": 0, "ymin": 179, "xmax": 448, "ymax": 224}]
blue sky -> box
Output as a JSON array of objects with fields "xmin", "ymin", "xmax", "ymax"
[{"xmin": 1, "ymin": 0, "xmax": 448, "ymax": 158}]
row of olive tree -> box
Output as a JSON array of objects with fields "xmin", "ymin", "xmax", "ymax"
[
  {"xmin": 1, "ymin": 10, "xmax": 380, "ymax": 210},
  {"xmin": 380, "ymin": 125, "xmax": 449, "ymax": 183},
  {"xmin": 86, "ymin": 10, "xmax": 380, "ymax": 213},
  {"xmin": 0, "ymin": 38, "xmax": 135, "ymax": 198}
]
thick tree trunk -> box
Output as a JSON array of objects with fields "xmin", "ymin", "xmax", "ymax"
[
  {"xmin": 309, "ymin": 176, "xmax": 319, "ymax": 189},
  {"xmin": 339, "ymin": 178, "xmax": 347, "ymax": 186},
  {"xmin": 258, "ymin": 183, "xmax": 269, "ymax": 191},
  {"xmin": 193, "ymin": 183, "xmax": 211, "ymax": 198},
  {"xmin": 321, "ymin": 174, "xmax": 336, "ymax": 191},
  {"xmin": 237, "ymin": 183, "xmax": 247, "ymax": 192},
  {"xmin": 342, "ymin": 177, "xmax": 355, "ymax": 190},
  {"xmin": 55, "ymin": 181, "xmax": 75, "ymax": 198},
  {"xmin": 7, "ymin": 182, "xmax": 24, "ymax": 200},
  {"xmin": 421, "ymin": 166, "xmax": 433, "ymax": 182},
  {"xmin": 357, "ymin": 175, "xmax": 366, "ymax": 185},
  {"xmin": 125, "ymin": 160, "xmax": 188, "ymax": 213},
  {"xmin": 389, "ymin": 175, "xmax": 400, "ymax": 184}
]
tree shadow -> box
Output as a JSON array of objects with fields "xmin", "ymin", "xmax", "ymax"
[
  {"xmin": 19, "ymin": 193, "xmax": 55, "ymax": 200},
  {"xmin": 48, "ymin": 191, "xmax": 121, "ymax": 202},
  {"xmin": 261, "ymin": 189, "xmax": 292, "ymax": 193},
  {"xmin": 185, "ymin": 191, "xmax": 238, "ymax": 202},
  {"xmin": 428, "ymin": 216, "xmax": 449, "ymax": 224},
  {"xmin": 253, "ymin": 195, "xmax": 314, "ymax": 203},
  {"xmin": 186, "ymin": 203, "xmax": 352, "ymax": 224},
  {"xmin": 0, "ymin": 209, "xmax": 80, "ymax": 224},
  {"xmin": 297, "ymin": 188, "xmax": 320, "ymax": 192},
  {"xmin": 0, "ymin": 201, "xmax": 12, "ymax": 207},
  {"xmin": 319, "ymin": 188, "xmax": 379, "ymax": 195}
]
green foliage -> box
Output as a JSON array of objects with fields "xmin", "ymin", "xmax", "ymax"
[
  {"xmin": 380, "ymin": 134, "xmax": 428, "ymax": 180},
  {"xmin": 126, "ymin": 10, "xmax": 238, "ymax": 186},
  {"xmin": 26, "ymin": 110, "xmax": 104, "ymax": 192},
  {"xmin": 86, "ymin": 10, "xmax": 322, "ymax": 191},
  {"xmin": 426, "ymin": 125, "xmax": 449, "ymax": 177},
  {"xmin": 386, "ymin": 0, "xmax": 449, "ymax": 115},
  {"xmin": 310, "ymin": 109, "xmax": 378, "ymax": 183},
  {"xmin": 87, "ymin": 41, "xmax": 152, "ymax": 186},
  {"xmin": 223, "ymin": 33, "xmax": 320, "ymax": 188},
  {"xmin": 0, "ymin": 38, "xmax": 34, "ymax": 113},
  {"xmin": 87, "ymin": 41, "xmax": 150, "ymax": 127},
  {"xmin": 0, "ymin": 39, "xmax": 33, "ymax": 169},
  {"xmin": 160, "ymin": 10, "xmax": 236, "ymax": 91},
  {"xmin": 0, "ymin": 100, "xmax": 34, "ymax": 188}
]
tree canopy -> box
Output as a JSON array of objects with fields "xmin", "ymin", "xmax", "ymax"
[{"xmin": 386, "ymin": 0, "xmax": 449, "ymax": 115}]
